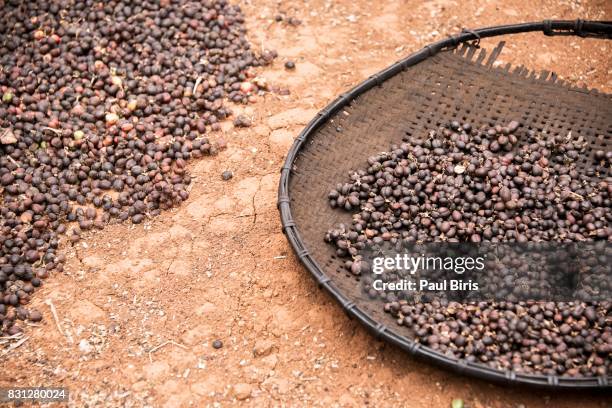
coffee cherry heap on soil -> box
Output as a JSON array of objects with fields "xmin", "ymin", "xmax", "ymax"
[
  {"xmin": 325, "ymin": 120, "xmax": 611, "ymax": 377},
  {"xmin": 0, "ymin": 0, "xmax": 276, "ymax": 335}
]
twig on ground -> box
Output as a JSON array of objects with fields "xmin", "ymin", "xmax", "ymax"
[
  {"xmin": 6, "ymin": 156, "xmax": 19, "ymax": 167},
  {"xmin": 147, "ymin": 340, "xmax": 188, "ymax": 362},
  {"xmin": 41, "ymin": 127, "xmax": 62, "ymax": 135},
  {"xmin": 193, "ymin": 76, "xmax": 203, "ymax": 96},
  {"xmin": 0, "ymin": 333, "xmax": 24, "ymax": 345},
  {"xmin": 45, "ymin": 299, "xmax": 69, "ymax": 342},
  {"xmin": 0, "ymin": 335, "xmax": 29, "ymax": 357}
]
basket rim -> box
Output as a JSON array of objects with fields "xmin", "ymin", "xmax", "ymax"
[{"xmin": 277, "ymin": 19, "xmax": 612, "ymax": 389}]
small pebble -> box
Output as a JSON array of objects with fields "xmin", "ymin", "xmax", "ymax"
[
  {"xmin": 451, "ymin": 399, "xmax": 464, "ymax": 408},
  {"xmin": 233, "ymin": 114, "xmax": 252, "ymax": 128}
]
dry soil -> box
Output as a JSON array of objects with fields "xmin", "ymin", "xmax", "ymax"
[{"xmin": 2, "ymin": 0, "xmax": 611, "ymax": 407}]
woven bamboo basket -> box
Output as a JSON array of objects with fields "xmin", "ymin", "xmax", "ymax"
[{"xmin": 278, "ymin": 20, "xmax": 612, "ymax": 388}]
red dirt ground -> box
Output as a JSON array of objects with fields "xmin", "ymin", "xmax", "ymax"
[{"xmin": 2, "ymin": 0, "xmax": 611, "ymax": 407}]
